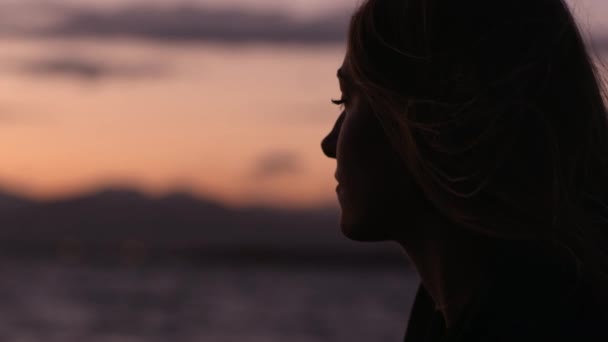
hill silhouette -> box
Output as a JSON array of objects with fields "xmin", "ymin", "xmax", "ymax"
[
  {"xmin": 0, "ymin": 189, "xmax": 36, "ymax": 212},
  {"xmin": 0, "ymin": 187, "xmax": 406, "ymax": 266}
]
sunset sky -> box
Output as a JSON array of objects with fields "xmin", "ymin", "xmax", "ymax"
[{"xmin": 0, "ymin": 0, "xmax": 606, "ymax": 208}]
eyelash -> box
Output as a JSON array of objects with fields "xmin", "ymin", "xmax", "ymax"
[{"xmin": 331, "ymin": 97, "xmax": 347, "ymax": 109}]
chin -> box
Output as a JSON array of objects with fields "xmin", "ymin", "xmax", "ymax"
[{"xmin": 339, "ymin": 212, "xmax": 393, "ymax": 242}]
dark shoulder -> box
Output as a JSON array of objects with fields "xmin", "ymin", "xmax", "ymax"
[
  {"xmin": 463, "ymin": 241, "xmax": 608, "ymax": 341},
  {"xmin": 404, "ymin": 240, "xmax": 608, "ymax": 342}
]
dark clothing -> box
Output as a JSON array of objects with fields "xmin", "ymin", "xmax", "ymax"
[{"xmin": 403, "ymin": 241, "xmax": 608, "ymax": 341}]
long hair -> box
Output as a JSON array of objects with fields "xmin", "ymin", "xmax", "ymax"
[{"xmin": 346, "ymin": 0, "xmax": 608, "ymax": 274}]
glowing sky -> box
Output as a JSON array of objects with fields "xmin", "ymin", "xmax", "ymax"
[
  {"xmin": 0, "ymin": 0, "xmax": 606, "ymax": 208},
  {"xmin": 0, "ymin": 39, "xmax": 344, "ymax": 207}
]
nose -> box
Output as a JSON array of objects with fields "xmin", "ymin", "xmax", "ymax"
[{"xmin": 321, "ymin": 112, "xmax": 344, "ymax": 159}]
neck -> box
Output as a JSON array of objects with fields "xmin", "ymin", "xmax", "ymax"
[{"xmin": 397, "ymin": 226, "xmax": 495, "ymax": 328}]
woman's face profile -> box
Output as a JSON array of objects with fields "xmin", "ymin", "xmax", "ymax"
[{"xmin": 321, "ymin": 58, "xmax": 430, "ymax": 242}]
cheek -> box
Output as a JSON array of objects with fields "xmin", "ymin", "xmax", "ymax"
[
  {"xmin": 338, "ymin": 161, "xmax": 419, "ymax": 240},
  {"xmin": 336, "ymin": 108, "xmax": 394, "ymax": 180},
  {"xmin": 336, "ymin": 109, "xmax": 424, "ymax": 240},
  {"xmin": 337, "ymin": 106, "xmax": 408, "ymax": 196}
]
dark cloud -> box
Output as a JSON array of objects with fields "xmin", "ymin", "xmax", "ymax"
[
  {"xmin": 592, "ymin": 36, "xmax": 608, "ymax": 53},
  {"xmin": 34, "ymin": 5, "xmax": 349, "ymax": 44},
  {"xmin": 2, "ymin": 3, "xmax": 605, "ymax": 47},
  {"xmin": 18, "ymin": 56, "xmax": 168, "ymax": 81},
  {"xmin": 253, "ymin": 151, "xmax": 303, "ymax": 179}
]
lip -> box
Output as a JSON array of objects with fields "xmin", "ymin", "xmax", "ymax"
[{"xmin": 334, "ymin": 170, "xmax": 342, "ymax": 193}]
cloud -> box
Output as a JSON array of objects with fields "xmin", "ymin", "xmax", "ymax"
[
  {"xmin": 252, "ymin": 151, "xmax": 303, "ymax": 179},
  {"xmin": 0, "ymin": 105, "xmax": 54, "ymax": 125},
  {"xmin": 33, "ymin": 5, "xmax": 349, "ymax": 44},
  {"xmin": 17, "ymin": 56, "xmax": 168, "ymax": 81},
  {"xmin": 592, "ymin": 36, "xmax": 608, "ymax": 53},
  {"xmin": 0, "ymin": 113, "xmax": 19, "ymax": 124},
  {"xmin": 1, "ymin": 3, "xmax": 606, "ymax": 47}
]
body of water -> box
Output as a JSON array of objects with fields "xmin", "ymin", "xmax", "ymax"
[{"xmin": 0, "ymin": 259, "xmax": 417, "ymax": 342}]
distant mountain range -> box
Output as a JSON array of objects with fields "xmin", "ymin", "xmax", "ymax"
[{"xmin": 0, "ymin": 187, "xmax": 407, "ymax": 266}]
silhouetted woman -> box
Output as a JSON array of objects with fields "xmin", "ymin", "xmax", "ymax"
[{"xmin": 321, "ymin": 0, "xmax": 608, "ymax": 340}]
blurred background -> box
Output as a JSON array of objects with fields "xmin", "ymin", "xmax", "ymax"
[{"xmin": 0, "ymin": 0, "xmax": 606, "ymax": 341}]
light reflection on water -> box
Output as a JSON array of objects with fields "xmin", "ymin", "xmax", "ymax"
[{"xmin": 0, "ymin": 259, "xmax": 417, "ymax": 342}]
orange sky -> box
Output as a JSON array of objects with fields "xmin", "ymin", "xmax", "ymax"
[{"xmin": 0, "ymin": 39, "xmax": 344, "ymax": 208}]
